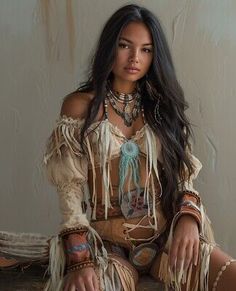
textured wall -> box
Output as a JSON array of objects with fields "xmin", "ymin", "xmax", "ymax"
[{"xmin": 0, "ymin": 0, "xmax": 235, "ymax": 255}]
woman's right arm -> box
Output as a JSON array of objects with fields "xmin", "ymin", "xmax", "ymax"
[{"xmin": 44, "ymin": 93, "xmax": 100, "ymax": 291}]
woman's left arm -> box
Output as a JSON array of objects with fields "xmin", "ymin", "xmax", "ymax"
[{"xmin": 169, "ymin": 153, "xmax": 203, "ymax": 271}]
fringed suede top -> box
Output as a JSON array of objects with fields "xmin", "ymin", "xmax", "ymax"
[{"xmin": 43, "ymin": 114, "xmax": 215, "ymax": 291}]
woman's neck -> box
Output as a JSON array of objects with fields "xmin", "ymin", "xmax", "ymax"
[{"xmin": 111, "ymin": 79, "xmax": 137, "ymax": 94}]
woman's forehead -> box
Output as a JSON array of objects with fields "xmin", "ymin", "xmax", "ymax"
[{"xmin": 120, "ymin": 22, "xmax": 153, "ymax": 45}]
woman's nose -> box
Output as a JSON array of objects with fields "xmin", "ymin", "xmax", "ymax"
[{"xmin": 129, "ymin": 49, "xmax": 139, "ymax": 63}]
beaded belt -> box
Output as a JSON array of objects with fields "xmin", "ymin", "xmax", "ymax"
[{"xmin": 90, "ymin": 188, "xmax": 158, "ymax": 221}]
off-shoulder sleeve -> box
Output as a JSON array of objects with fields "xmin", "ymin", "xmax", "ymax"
[
  {"xmin": 43, "ymin": 115, "xmax": 89, "ymax": 230},
  {"xmin": 43, "ymin": 116, "xmax": 108, "ymax": 291}
]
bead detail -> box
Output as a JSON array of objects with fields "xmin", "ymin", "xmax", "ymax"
[
  {"xmin": 59, "ymin": 226, "xmax": 88, "ymax": 238},
  {"xmin": 212, "ymin": 259, "xmax": 236, "ymax": 291},
  {"xmin": 66, "ymin": 260, "xmax": 95, "ymax": 273},
  {"xmin": 66, "ymin": 243, "xmax": 90, "ymax": 254}
]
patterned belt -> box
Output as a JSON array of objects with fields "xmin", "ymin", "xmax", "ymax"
[{"xmin": 90, "ymin": 199, "xmax": 123, "ymax": 221}]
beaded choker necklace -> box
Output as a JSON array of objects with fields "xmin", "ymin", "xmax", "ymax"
[
  {"xmin": 106, "ymin": 83, "xmax": 141, "ymax": 127},
  {"xmin": 110, "ymin": 88, "xmax": 137, "ymax": 104}
]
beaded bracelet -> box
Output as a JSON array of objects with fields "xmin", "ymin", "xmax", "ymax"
[
  {"xmin": 59, "ymin": 226, "xmax": 88, "ymax": 238},
  {"xmin": 178, "ymin": 208, "xmax": 202, "ymax": 228},
  {"xmin": 66, "ymin": 242, "xmax": 90, "ymax": 254},
  {"xmin": 176, "ymin": 190, "xmax": 202, "ymax": 228},
  {"xmin": 173, "ymin": 207, "xmax": 202, "ymax": 233},
  {"xmin": 66, "ymin": 260, "xmax": 95, "ymax": 273}
]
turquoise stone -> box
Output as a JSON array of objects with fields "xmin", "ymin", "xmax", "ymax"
[{"xmin": 120, "ymin": 140, "xmax": 139, "ymax": 158}]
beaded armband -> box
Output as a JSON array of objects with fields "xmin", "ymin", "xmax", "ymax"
[
  {"xmin": 175, "ymin": 191, "xmax": 202, "ymax": 231},
  {"xmin": 66, "ymin": 242, "xmax": 90, "ymax": 254},
  {"xmin": 59, "ymin": 226, "xmax": 88, "ymax": 238},
  {"xmin": 60, "ymin": 227, "xmax": 93, "ymax": 266}
]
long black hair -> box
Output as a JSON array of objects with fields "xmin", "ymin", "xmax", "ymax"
[{"xmin": 70, "ymin": 4, "xmax": 195, "ymax": 237}]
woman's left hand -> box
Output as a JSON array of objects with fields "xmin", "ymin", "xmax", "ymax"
[{"xmin": 169, "ymin": 215, "xmax": 199, "ymax": 272}]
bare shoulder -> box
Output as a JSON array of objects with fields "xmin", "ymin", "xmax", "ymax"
[{"xmin": 60, "ymin": 91, "xmax": 95, "ymax": 119}]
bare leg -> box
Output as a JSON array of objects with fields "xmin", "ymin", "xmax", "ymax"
[
  {"xmin": 150, "ymin": 247, "xmax": 236, "ymax": 290},
  {"xmin": 208, "ymin": 247, "xmax": 236, "ymax": 291}
]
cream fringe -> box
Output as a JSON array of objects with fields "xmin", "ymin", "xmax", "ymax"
[
  {"xmin": 158, "ymin": 206, "xmax": 215, "ymax": 291},
  {"xmin": 45, "ymin": 116, "xmax": 163, "ymax": 230},
  {"xmin": 44, "ymin": 116, "xmax": 214, "ymax": 290},
  {"xmin": 110, "ymin": 257, "xmax": 136, "ymax": 291},
  {"xmin": 44, "ymin": 116, "xmax": 84, "ymax": 163},
  {"xmin": 44, "ymin": 241, "xmax": 135, "ymax": 291},
  {"xmin": 44, "ymin": 226, "xmax": 108, "ymax": 291},
  {"xmin": 44, "ymin": 236, "xmax": 65, "ymax": 291},
  {"xmin": 144, "ymin": 125, "xmax": 163, "ymax": 232}
]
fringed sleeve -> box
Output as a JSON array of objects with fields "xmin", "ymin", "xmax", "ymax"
[
  {"xmin": 44, "ymin": 116, "xmax": 89, "ymax": 230},
  {"xmin": 176, "ymin": 150, "xmax": 215, "ymax": 242},
  {"xmin": 43, "ymin": 116, "xmax": 107, "ymax": 291}
]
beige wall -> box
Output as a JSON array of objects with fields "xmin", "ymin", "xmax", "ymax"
[{"xmin": 0, "ymin": 0, "xmax": 235, "ymax": 255}]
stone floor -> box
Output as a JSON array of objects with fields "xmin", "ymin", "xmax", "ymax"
[{"xmin": 0, "ymin": 266, "xmax": 164, "ymax": 291}]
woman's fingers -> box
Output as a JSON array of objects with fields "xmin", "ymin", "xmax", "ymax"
[
  {"xmin": 63, "ymin": 278, "xmax": 72, "ymax": 291},
  {"xmin": 193, "ymin": 239, "xmax": 200, "ymax": 266},
  {"xmin": 184, "ymin": 241, "xmax": 194, "ymax": 270},
  {"xmin": 84, "ymin": 277, "xmax": 96, "ymax": 291},
  {"xmin": 92, "ymin": 273, "xmax": 100, "ymax": 291},
  {"xmin": 63, "ymin": 277, "xmax": 86, "ymax": 291},
  {"xmin": 176, "ymin": 239, "xmax": 187, "ymax": 271},
  {"xmin": 169, "ymin": 215, "xmax": 200, "ymax": 272},
  {"xmin": 63, "ymin": 267, "xmax": 99, "ymax": 291},
  {"xmin": 170, "ymin": 238, "xmax": 196, "ymax": 272},
  {"xmin": 169, "ymin": 238, "xmax": 180, "ymax": 269},
  {"xmin": 79, "ymin": 281, "xmax": 87, "ymax": 291},
  {"xmin": 64, "ymin": 284, "xmax": 83, "ymax": 291}
]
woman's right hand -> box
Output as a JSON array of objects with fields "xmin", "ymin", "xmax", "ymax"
[{"xmin": 63, "ymin": 267, "xmax": 99, "ymax": 291}]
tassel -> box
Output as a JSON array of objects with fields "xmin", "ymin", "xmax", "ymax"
[
  {"xmin": 44, "ymin": 116, "xmax": 84, "ymax": 164},
  {"xmin": 112, "ymin": 258, "xmax": 136, "ymax": 291},
  {"xmin": 98, "ymin": 120, "xmax": 112, "ymax": 219},
  {"xmin": 44, "ymin": 236, "xmax": 65, "ymax": 291},
  {"xmin": 158, "ymin": 252, "xmax": 170, "ymax": 287},
  {"xmin": 86, "ymin": 136, "xmax": 97, "ymax": 220},
  {"xmin": 159, "ymin": 205, "xmax": 215, "ymax": 291},
  {"xmin": 144, "ymin": 125, "xmax": 163, "ymax": 231}
]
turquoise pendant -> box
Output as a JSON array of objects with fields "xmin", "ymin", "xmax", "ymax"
[
  {"xmin": 119, "ymin": 140, "xmax": 140, "ymax": 207},
  {"xmin": 120, "ymin": 140, "xmax": 139, "ymax": 158}
]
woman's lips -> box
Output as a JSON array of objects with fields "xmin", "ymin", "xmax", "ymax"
[{"xmin": 124, "ymin": 67, "xmax": 140, "ymax": 74}]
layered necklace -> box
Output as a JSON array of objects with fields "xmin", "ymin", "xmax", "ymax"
[{"xmin": 106, "ymin": 82, "xmax": 142, "ymax": 127}]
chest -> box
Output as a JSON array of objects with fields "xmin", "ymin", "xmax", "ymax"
[{"xmin": 96, "ymin": 100, "xmax": 145, "ymax": 139}]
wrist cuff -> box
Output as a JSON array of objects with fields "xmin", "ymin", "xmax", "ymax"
[
  {"xmin": 175, "ymin": 191, "xmax": 202, "ymax": 232},
  {"xmin": 63, "ymin": 232, "xmax": 92, "ymax": 265}
]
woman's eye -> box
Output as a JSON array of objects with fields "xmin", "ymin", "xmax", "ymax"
[
  {"xmin": 118, "ymin": 43, "xmax": 129, "ymax": 49},
  {"xmin": 143, "ymin": 48, "xmax": 152, "ymax": 53}
]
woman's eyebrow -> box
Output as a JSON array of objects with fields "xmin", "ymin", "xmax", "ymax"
[{"xmin": 119, "ymin": 37, "xmax": 153, "ymax": 46}]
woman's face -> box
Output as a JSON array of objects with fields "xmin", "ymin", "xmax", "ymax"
[{"xmin": 112, "ymin": 21, "xmax": 154, "ymax": 85}]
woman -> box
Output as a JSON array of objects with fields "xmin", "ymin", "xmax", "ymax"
[{"xmin": 44, "ymin": 4, "xmax": 236, "ymax": 291}]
